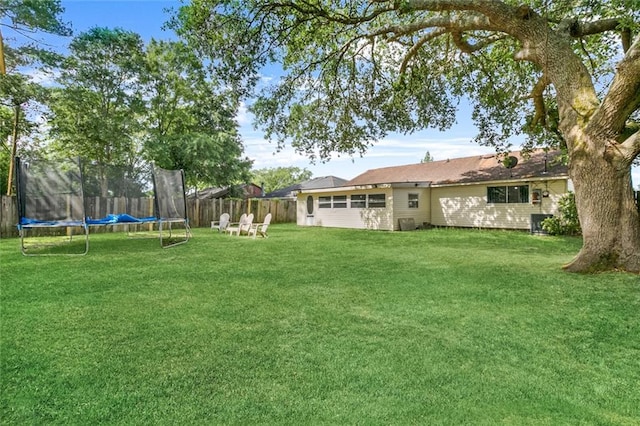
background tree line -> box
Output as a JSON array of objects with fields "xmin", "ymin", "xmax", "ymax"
[{"xmin": 0, "ymin": 0, "xmax": 253, "ymax": 195}]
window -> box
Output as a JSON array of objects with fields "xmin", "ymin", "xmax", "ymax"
[
  {"xmin": 319, "ymin": 196, "xmax": 332, "ymax": 208},
  {"xmin": 333, "ymin": 195, "xmax": 347, "ymax": 208},
  {"xmin": 351, "ymin": 194, "xmax": 366, "ymax": 208},
  {"xmin": 508, "ymin": 186, "xmax": 529, "ymax": 203},
  {"xmin": 319, "ymin": 195, "xmax": 347, "ymax": 208},
  {"xmin": 368, "ymin": 194, "xmax": 386, "ymax": 208},
  {"xmin": 487, "ymin": 186, "xmax": 506, "ymax": 203},
  {"xmin": 408, "ymin": 193, "xmax": 419, "ymax": 208},
  {"xmin": 487, "ymin": 185, "xmax": 529, "ymax": 204}
]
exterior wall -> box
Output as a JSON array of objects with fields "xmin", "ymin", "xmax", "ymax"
[
  {"xmin": 296, "ymin": 194, "xmax": 308, "ymax": 226},
  {"xmin": 430, "ymin": 179, "xmax": 567, "ymax": 229},
  {"xmin": 297, "ymin": 179, "xmax": 568, "ymax": 231},
  {"xmin": 391, "ymin": 187, "xmax": 431, "ymax": 230},
  {"xmin": 297, "ymin": 188, "xmax": 394, "ymax": 230}
]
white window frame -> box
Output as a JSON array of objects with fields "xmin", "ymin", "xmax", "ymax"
[
  {"xmin": 350, "ymin": 194, "xmax": 366, "ymax": 208},
  {"xmin": 319, "ymin": 196, "xmax": 332, "ymax": 208},
  {"xmin": 408, "ymin": 193, "xmax": 419, "ymax": 209},
  {"xmin": 333, "ymin": 195, "xmax": 347, "ymax": 208},
  {"xmin": 368, "ymin": 194, "xmax": 386, "ymax": 208}
]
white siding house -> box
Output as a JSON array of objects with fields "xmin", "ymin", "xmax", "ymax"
[
  {"xmin": 297, "ymin": 187, "xmax": 395, "ymax": 230},
  {"xmin": 297, "ymin": 150, "xmax": 570, "ymax": 231}
]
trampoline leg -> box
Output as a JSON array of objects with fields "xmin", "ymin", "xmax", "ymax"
[
  {"xmin": 159, "ymin": 220, "xmax": 190, "ymax": 248},
  {"xmin": 19, "ymin": 225, "xmax": 89, "ymax": 256}
]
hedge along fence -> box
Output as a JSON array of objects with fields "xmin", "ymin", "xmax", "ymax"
[{"xmin": 0, "ymin": 195, "xmax": 297, "ymax": 238}]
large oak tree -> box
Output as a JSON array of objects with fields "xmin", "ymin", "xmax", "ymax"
[{"xmin": 172, "ymin": 0, "xmax": 640, "ymax": 273}]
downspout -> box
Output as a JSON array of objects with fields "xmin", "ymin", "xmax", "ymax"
[{"xmin": 428, "ymin": 184, "xmax": 432, "ymax": 226}]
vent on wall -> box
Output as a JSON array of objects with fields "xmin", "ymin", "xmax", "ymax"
[
  {"xmin": 398, "ymin": 218, "xmax": 416, "ymax": 231},
  {"xmin": 531, "ymin": 214, "xmax": 553, "ymax": 235}
]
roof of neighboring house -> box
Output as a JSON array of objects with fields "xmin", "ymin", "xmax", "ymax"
[
  {"xmin": 263, "ymin": 176, "xmax": 348, "ymax": 198},
  {"xmin": 188, "ymin": 183, "xmax": 263, "ymax": 200},
  {"xmin": 190, "ymin": 187, "xmax": 228, "ymax": 199},
  {"xmin": 346, "ymin": 150, "xmax": 568, "ymax": 187}
]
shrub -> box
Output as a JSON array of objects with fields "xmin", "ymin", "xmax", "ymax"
[{"xmin": 542, "ymin": 192, "xmax": 581, "ymax": 236}]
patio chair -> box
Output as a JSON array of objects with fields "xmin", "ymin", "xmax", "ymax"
[
  {"xmin": 226, "ymin": 213, "xmax": 253, "ymax": 236},
  {"xmin": 225, "ymin": 213, "xmax": 246, "ymax": 235},
  {"xmin": 238, "ymin": 213, "xmax": 254, "ymax": 236},
  {"xmin": 248, "ymin": 213, "xmax": 272, "ymax": 239},
  {"xmin": 211, "ymin": 213, "xmax": 230, "ymax": 232}
]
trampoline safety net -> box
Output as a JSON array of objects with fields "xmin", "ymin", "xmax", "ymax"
[
  {"xmin": 16, "ymin": 157, "xmax": 85, "ymax": 224},
  {"xmin": 153, "ymin": 166, "xmax": 187, "ymax": 220}
]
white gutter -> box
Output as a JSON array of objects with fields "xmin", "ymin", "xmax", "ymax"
[{"xmin": 298, "ymin": 174, "xmax": 568, "ymax": 195}]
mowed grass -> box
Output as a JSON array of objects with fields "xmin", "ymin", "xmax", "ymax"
[{"xmin": 1, "ymin": 225, "xmax": 639, "ymax": 424}]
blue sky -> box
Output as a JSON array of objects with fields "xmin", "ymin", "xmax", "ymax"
[{"xmin": 6, "ymin": 0, "xmax": 639, "ymax": 185}]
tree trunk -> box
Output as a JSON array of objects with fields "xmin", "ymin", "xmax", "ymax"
[
  {"xmin": 6, "ymin": 105, "xmax": 20, "ymax": 196},
  {"xmin": 565, "ymin": 149, "xmax": 640, "ymax": 273},
  {"xmin": 0, "ymin": 28, "xmax": 6, "ymax": 75}
]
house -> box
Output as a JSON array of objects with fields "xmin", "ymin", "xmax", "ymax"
[
  {"xmin": 296, "ymin": 150, "xmax": 570, "ymax": 232},
  {"xmin": 262, "ymin": 176, "xmax": 348, "ymax": 199}
]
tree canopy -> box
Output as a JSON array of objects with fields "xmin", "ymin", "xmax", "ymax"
[
  {"xmin": 46, "ymin": 29, "xmax": 253, "ymax": 191},
  {"xmin": 142, "ymin": 39, "xmax": 252, "ymax": 189},
  {"xmin": 252, "ymin": 166, "xmax": 313, "ymax": 193},
  {"xmin": 421, "ymin": 151, "xmax": 435, "ymax": 163},
  {"xmin": 171, "ymin": 0, "xmax": 637, "ymax": 157},
  {"xmin": 49, "ymin": 28, "xmax": 146, "ymax": 170}
]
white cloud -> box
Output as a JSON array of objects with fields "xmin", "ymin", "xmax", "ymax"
[
  {"xmin": 21, "ymin": 67, "xmax": 60, "ymax": 87},
  {"xmin": 259, "ymin": 74, "xmax": 274, "ymax": 84},
  {"xmin": 239, "ymin": 124, "xmax": 497, "ymax": 179},
  {"xmin": 236, "ymin": 101, "xmax": 251, "ymax": 126}
]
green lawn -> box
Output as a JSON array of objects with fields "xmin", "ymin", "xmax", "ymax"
[{"xmin": 1, "ymin": 225, "xmax": 639, "ymax": 424}]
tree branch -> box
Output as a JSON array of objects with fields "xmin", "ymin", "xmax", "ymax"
[
  {"xmin": 588, "ymin": 33, "xmax": 640, "ymax": 137},
  {"xmin": 618, "ymin": 129, "xmax": 640, "ymax": 163},
  {"xmin": 451, "ymin": 31, "xmax": 505, "ymax": 53},
  {"xmin": 622, "ymin": 29, "xmax": 631, "ymax": 53},
  {"xmin": 373, "ymin": 12, "xmax": 492, "ymax": 40},
  {"xmin": 259, "ymin": 1, "xmax": 394, "ymax": 25},
  {"xmin": 557, "ymin": 17, "xmax": 632, "ymax": 53},
  {"xmin": 399, "ymin": 29, "xmax": 447, "ymax": 73},
  {"xmin": 530, "ymin": 74, "xmax": 550, "ymax": 127},
  {"xmin": 557, "ymin": 18, "xmax": 621, "ymax": 38}
]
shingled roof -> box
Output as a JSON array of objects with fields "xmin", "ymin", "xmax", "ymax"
[{"xmin": 346, "ymin": 150, "xmax": 568, "ymax": 186}]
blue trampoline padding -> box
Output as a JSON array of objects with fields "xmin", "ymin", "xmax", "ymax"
[
  {"xmin": 19, "ymin": 218, "xmax": 85, "ymax": 227},
  {"xmin": 136, "ymin": 216, "xmax": 158, "ymax": 223},
  {"xmin": 86, "ymin": 214, "xmax": 158, "ymax": 225}
]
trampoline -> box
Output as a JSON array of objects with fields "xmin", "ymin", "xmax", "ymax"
[{"xmin": 15, "ymin": 157, "xmax": 190, "ymax": 255}]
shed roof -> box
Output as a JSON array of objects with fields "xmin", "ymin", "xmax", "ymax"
[{"xmin": 346, "ymin": 150, "xmax": 567, "ymax": 187}]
